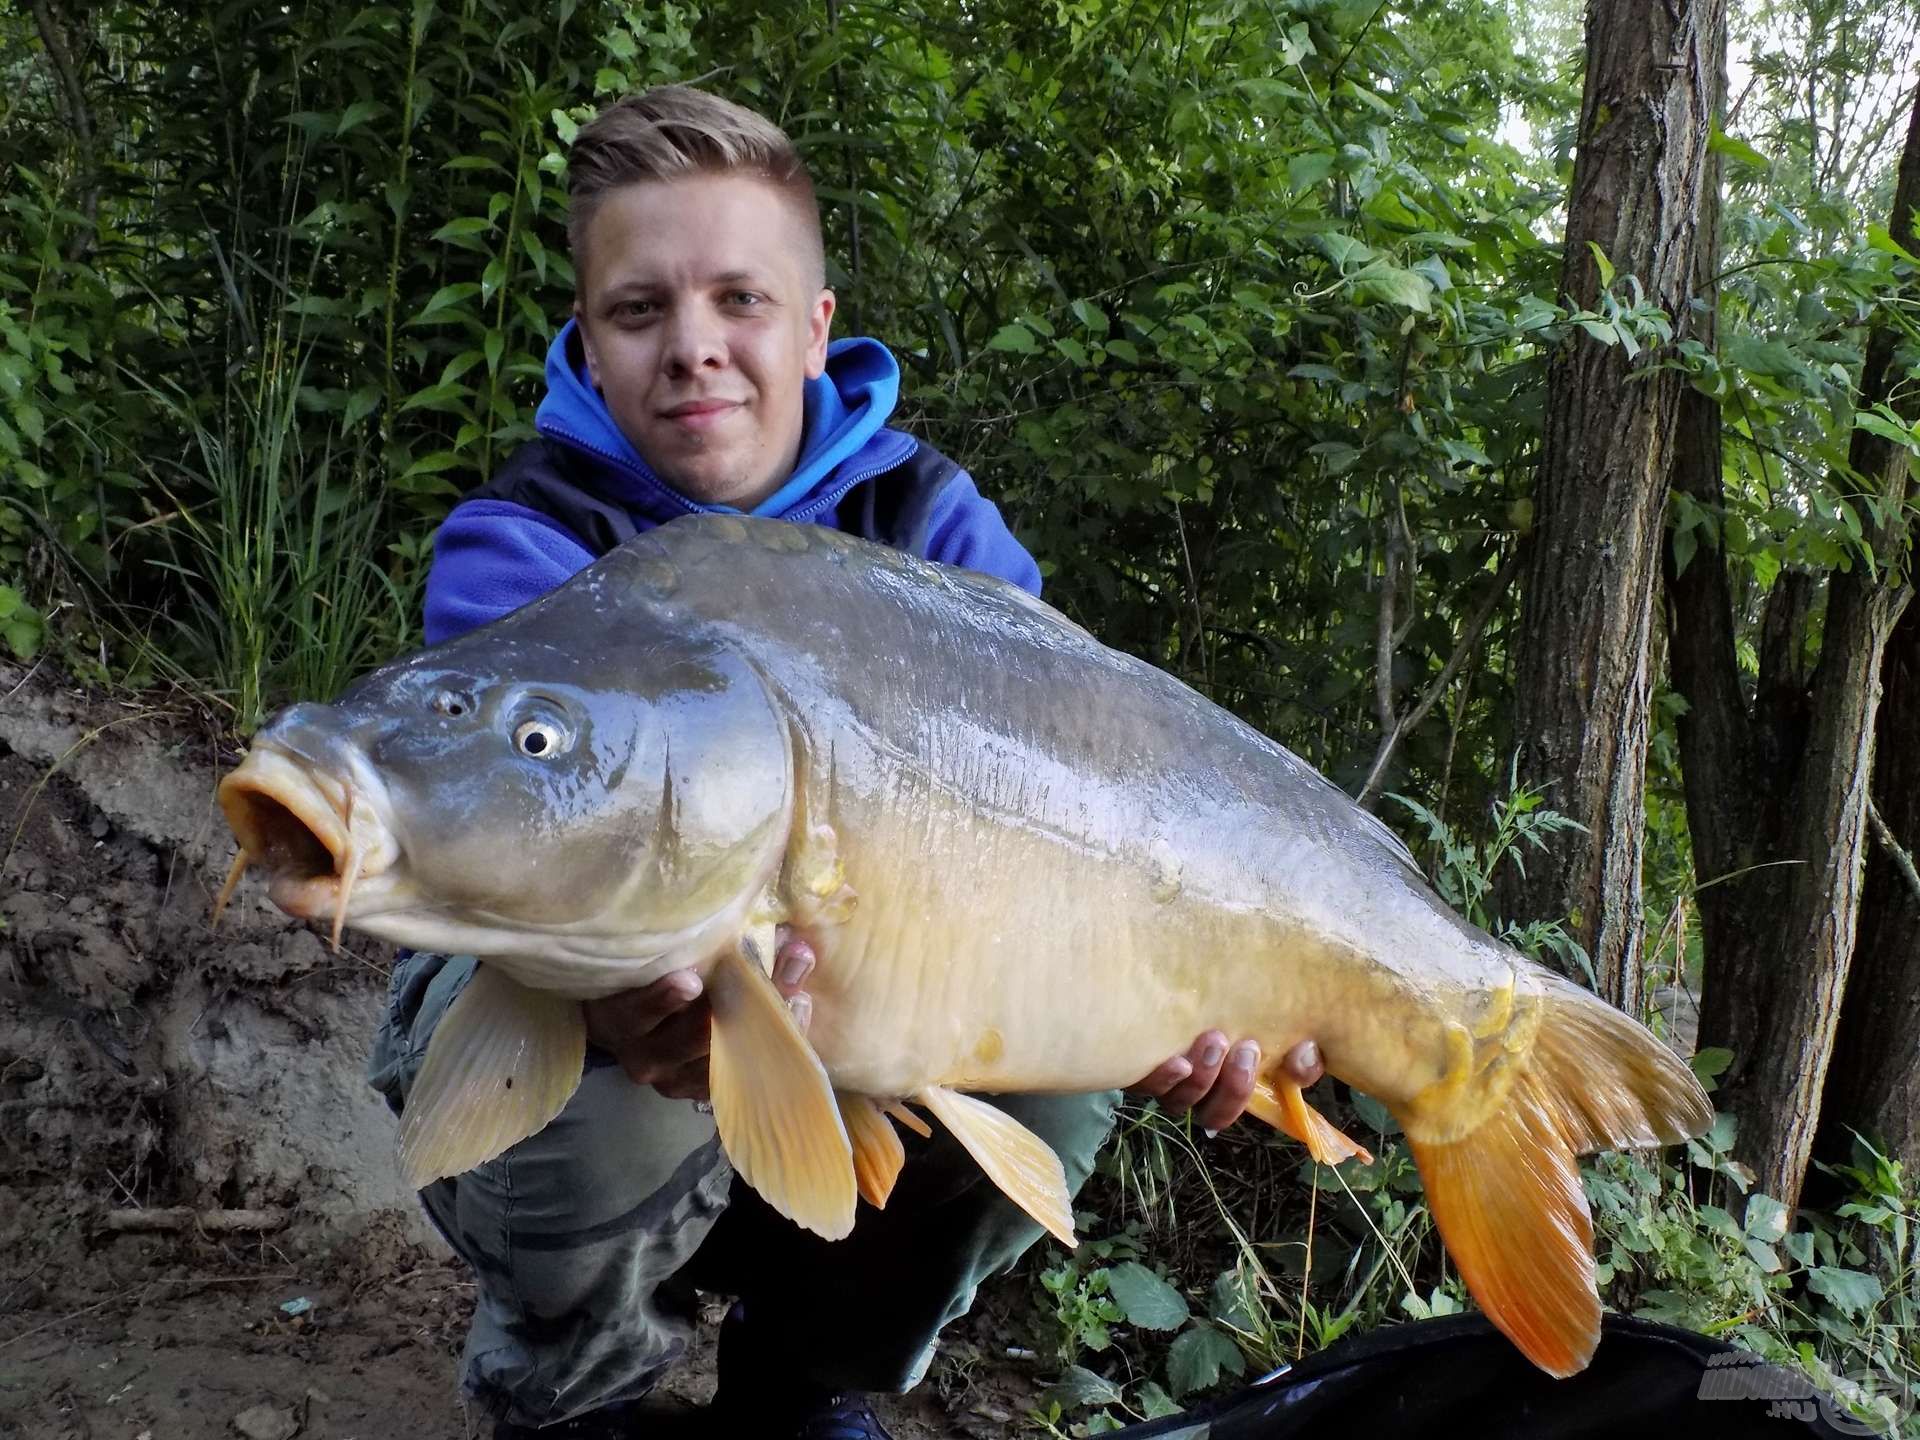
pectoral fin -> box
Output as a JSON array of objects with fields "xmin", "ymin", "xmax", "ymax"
[
  {"xmin": 915, "ymin": 1085, "xmax": 1076, "ymax": 1247},
  {"xmin": 1246, "ymin": 1077, "xmax": 1373, "ymax": 1166},
  {"xmin": 708, "ymin": 938, "xmax": 856, "ymax": 1240},
  {"xmin": 839, "ymin": 1094, "xmax": 906, "ymax": 1209},
  {"xmin": 398, "ymin": 962, "xmax": 586, "ymax": 1189}
]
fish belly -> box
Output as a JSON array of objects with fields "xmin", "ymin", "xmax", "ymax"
[{"xmin": 794, "ymin": 809, "xmax": 1468, "ymax": 1106}]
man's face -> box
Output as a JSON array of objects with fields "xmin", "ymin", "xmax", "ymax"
[{"xmin": 574, "ymin": 175, "xmax": 834, "ymax": 509}]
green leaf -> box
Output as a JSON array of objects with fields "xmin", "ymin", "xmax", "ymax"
[
  {"xmin": 1069, "ymin": 298, "xmax": 1109, "ymax": 336},
  {"xmin": 1287, "ymin": 152, "xmax": 1336, "ymax": 192},
  {"xmin": 1586, "ymin": 242, "xmax": 1616, "ymax": 289},
  {"xmin": 336, "ymin": 99, "xmax": 384, "ymax": 135},
  {"xmin": 1045, "ymin": 1365, "xmax": 1123, "ymax": 1411},
  {"xmin": 1138, "ymin": 1382, "xmax": 1182, "ymax": 1420},
  {"xmin": 1708, "ymin": 128, "xmax": 1771, "ymax": 171},
  {"xmin": 988, "ymin": 323, "xmax": 1038, "ymax": 354},
  {"xmin": 433, "ymin": 216, "xmax": 493, "ymax": 243},
  {"xmin": 1672, "ymin": 524, "xmax": 1697, "ymax": 577},
  {"xmin": 1578, "ymin": 318, "xmax": 1620, "ymax": 345},
  {"xmin": 1167, "ymin": 1324, "xmax": 1245, "ymax": 1399},
  {"xmin": 1105, "ymin": 1262, "xmax": 1189, "ymax": 1331},
  {"xmin": 416, "ymin": 282, "xmax": 482, "ymax": 323},
  {"xmin": 1320, "ymin": 233, "xmax": 1372, "ymax": 270},
  {"xmin": 1690, "ymin": 1047, "xmax": 1733, "ymax": 1089},
  {"xmin": 3, "ymin": 613, "xmax": 41, "ymax": 660},
  {"xmin": 1866, "ymin": 223, "xmax": 1919, "ymax": 265},
  {"xmin": 1361, "ymin": 266, "xmax": 1433, "ymax": 314},
  {"xmin": 400, "ymin": 381, "xmax": 473, "ymax": 413},
  {"xmin": 1855, "ymin": 409, "xmax": 1920, "ymax": 451},
  {"xmin": 1807, "ymin": 1266, "xmax": 1882, "ymax": 1318},
  {"xmin": 1745, "ymin": 1194, "xmax": 1789, "ymax": 1243},
  {"xmin": 552, "ymin": 108, "xmax": 580, "ymax": 145}
]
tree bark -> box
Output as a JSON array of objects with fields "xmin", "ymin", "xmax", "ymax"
[
  {"xmin": 1499, "ymin": 0, "xmax": 1726, "ymax": 1012},
  {"xmin": 1670, "ymin": 83, "xmax": 1920, "ymax": 1207},
  {"xmin": 1814, "ymin": 93, "xmax": 1920, "ymax": 1178}
]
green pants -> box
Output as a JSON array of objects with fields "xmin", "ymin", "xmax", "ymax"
[{"xmin": 368, "ymin": 952, "xmax": 1119, "ymax": 1428}]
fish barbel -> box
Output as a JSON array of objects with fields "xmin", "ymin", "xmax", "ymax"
[{"xmin": 218, "ymin": 514, "xmax": 1710, "ymax": 1377}]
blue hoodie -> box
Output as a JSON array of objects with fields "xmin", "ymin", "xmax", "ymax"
[{"xmin": 423, "ymin": 322, "xmax": 1041, "ymax": 645}]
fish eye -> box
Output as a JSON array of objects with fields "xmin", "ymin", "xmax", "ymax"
[
  {"xmin": 432, "ymin": 689, "xmax": 476, "ymax": 718},
  {"xmin": 513, "ymin": 717, "xmax": 570, "ymax": 759}
]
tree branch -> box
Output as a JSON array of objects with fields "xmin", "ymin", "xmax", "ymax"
[{"xmin": 1357, "ymin": 545, "xmax": 1525, "ymax": 808}]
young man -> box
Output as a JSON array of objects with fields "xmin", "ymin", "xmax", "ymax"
[{"xmin": 370, "ymin": 85, "xmax": 1303, "ymax": 1439}]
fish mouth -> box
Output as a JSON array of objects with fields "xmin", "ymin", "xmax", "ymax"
[{"xmin": 216, "ymin": 744, "xmax": 403, "ymax": 947}]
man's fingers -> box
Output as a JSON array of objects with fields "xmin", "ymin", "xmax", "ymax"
[
  {"xmin": 1130, "ymin": 1056, "xmax": 1194, "ymax": 1098},
  {"xmin": 586, "ymin": 968, "xmax": 703, "ymax": 1051},
  {"xmin": 773, "ymin": 934, "xmax": 816, "ymax": 997},
  {"xmin": 1280, "ymin": 1039, "xmax": 1323, "ymax": 1087},
  {"xmin": 1157, "ymin": 1031, "xmax": 1229, "ymax": 1116},
  {"xmin": 1193, "ymin": 1041, "xmax": 1259, "ymax": 1133},
  {"xmin": 653, "ymin": 1056, "xmax": 711, "ymax": 1103}
]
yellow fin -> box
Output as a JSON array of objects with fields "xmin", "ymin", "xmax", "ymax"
[
  {"xmin": 884, "ymin": 1100, "xmax": 933, "ymax": 1139},
  {"xmin": 839, "ymin": 1094, "xmax": 906, "ymax": 1209},
  {"xmin": 1398, "ymin": 972, "xmax": 1712, "ymax": 1378},
  {"xmin": 915, "ymin": 1086, "xmax": 1076, "ymax": 1247},
  {"xmin": 708, "ymin": 938, "xmax": 856, "ymax": 1240},
  {"xmin": 1246, "ymin": 1077, "xmax": 1373, "ymax": 1165},
  {"xmin": 1406, "ymin": 1089, "xmax": 1597, "ymax": 1377},
  {"xmin": 398, "ymin": 963, "xmax": 585, "ymax": 1189}
]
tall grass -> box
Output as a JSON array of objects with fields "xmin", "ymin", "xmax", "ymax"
[{"xmin": 132, "ymin": 332, "xmax": 419, "ymax": 733}]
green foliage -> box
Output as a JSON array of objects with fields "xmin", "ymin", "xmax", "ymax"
[{"xmin": 1390, "ymin": 759, "xmax": 1595, "ymax": 982}]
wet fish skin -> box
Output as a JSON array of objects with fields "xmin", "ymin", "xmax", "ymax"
[{"xmin": 219, "ymin": 513, "xmax": 1711, "ymax": 1379}]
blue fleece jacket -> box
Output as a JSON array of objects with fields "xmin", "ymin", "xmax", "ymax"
[{"xmin": 423, "ymin": 322, "xmax": 1040, "ymax": 645}]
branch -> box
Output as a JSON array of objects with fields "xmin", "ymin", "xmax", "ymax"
[
  {"xmin": 29, "ymin": 0, "xmax": 99, "ymax": 261},
  {"xmin": 1356, "ymin": 545, "xmax": 1525, "ymax": 808},
  {"xmin": 1867, "ymin": 798, "xmax": 1920, "ymax": 907}
]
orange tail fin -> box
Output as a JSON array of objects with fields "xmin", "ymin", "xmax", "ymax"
[{"xmin": 1398, "ymin": 974, "xmax": 1711, "ymax": 1378}]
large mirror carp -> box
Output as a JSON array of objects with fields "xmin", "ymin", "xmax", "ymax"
[{"xmin": 217, "ymin": 513, "xmax": 1710, "ymax": 1378}]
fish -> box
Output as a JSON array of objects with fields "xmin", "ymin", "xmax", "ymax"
[{"xmin": 217, "ymin": 513, "xmax": 1711, "ymax": 1378}]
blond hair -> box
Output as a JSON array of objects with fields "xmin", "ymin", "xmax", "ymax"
[{"xmin": 567, "ymin": 85, "xmax": 824, "ymax": 286}]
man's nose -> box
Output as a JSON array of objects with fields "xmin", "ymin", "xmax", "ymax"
[{"xmin": 663, "ymin": 303, "xmax": 726, "ymax": 373}]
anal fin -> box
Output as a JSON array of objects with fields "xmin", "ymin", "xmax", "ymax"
[
  {"xmin": 708, "ymin": 938, "xmax": 856, "ymax": 1240},
  {"xmin": 839, "ymin": 1094, "xmax": 906, "ymax": 1209},
  {"xmin": 1246, "ymin": 1077, "xmax": 1373, "ymax": 1165},
  {"xmin": 916, "ymin": 1085, "xmax": 1076, "ymax": 1247},
  {"xmin": 398, "ymin": 962, "xmax": 586, "ymax": 1189}
]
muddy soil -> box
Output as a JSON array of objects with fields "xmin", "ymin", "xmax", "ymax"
[{"xmin": 0, "ymin": 662, "xmax": 1048, "ymax": 1438}]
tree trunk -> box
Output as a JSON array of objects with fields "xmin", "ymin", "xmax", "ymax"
[
  {"xmin": 1499, "ymin": 0, "xmax": 1726, "ymax": 1013},
  {"xmin": 1669, "ymin": 84, "xmax": 1920, "ymax": 1207},
  {"xmin": 1814, "ymin": 93, "xmax": 1920, "ymax": 1178}
]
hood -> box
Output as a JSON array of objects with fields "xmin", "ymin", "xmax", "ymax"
[{"xmin": 532, "ymin": 320, "xmax": 913, "ymax": 527}]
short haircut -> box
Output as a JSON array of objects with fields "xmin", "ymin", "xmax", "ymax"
[{"xmin": 567, "ymin": 85, "xmax": 825, "ymax": 289}]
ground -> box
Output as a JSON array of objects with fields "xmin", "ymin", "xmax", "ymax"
[{"xmin": 0, "ymin": 661, "xmax": 1045, "ymax": 1439}]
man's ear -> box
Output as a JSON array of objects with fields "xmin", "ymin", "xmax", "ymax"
[
  {"xmin": 573, "ymin": 300, "xmax": 602, "ymax": 389},
  {"xmin": 804, "ymin": 289, "xmax": 836, "ymax": 380}
]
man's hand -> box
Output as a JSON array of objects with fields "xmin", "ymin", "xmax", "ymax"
[
  {"xmin": 584, "ymin": 932, "xmax": 817, "ymax": 1102},
  {"xmin": 1131, "ymin": 1034, "xmax": 1324, "ymax": 1134}
]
